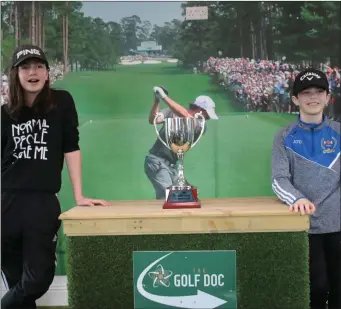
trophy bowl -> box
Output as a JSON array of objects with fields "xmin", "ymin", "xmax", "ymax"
[{"xmin": 153, "ymin": 112, "xmax": 205, "ymax": 209}]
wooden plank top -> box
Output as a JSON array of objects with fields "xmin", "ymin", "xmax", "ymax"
[
  {"xmin": 60, "ymin": 197, "xmax": 309, "ymax": 236},
  {"xmin": 60, "ymin": 196, "xmax": 299, "ymax": 220}
]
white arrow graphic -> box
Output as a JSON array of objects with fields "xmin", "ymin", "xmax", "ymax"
[{"xmin": 137, "ymin": 252, "xmax": 227, "ymax": 309}]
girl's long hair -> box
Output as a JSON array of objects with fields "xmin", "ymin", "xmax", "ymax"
[{"xmin": 4, "ymin": 66, "xmax": 55, "ymax": 120}]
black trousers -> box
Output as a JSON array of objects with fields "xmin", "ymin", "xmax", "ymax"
[
  {"xmin": 1, "ymin": 191, "xmax": 61, "ymax": 309},
  {"xmin": 309, "ymin": 232, "xmax": 341, "ymax": 309}
]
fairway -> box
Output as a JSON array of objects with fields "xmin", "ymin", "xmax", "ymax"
[
  {"xmin": 53, "ymin": 63, "xmax": 296, "ymax": 275},
  {"xmin": 53, "ymin": 64, "xmax": 238, "ymax": 123}
]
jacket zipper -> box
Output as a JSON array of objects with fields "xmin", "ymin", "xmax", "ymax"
[{"xmin": 311, "ymin": 128, "xmax": 315, "ymax": 156}]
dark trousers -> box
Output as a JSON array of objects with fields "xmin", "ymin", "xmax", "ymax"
[
  {"xmin": 309, "ymin": 232, "xmax": 341, "ymax": 309},
  {"xmin": 1, "ymin": 191, "xmax": 61, "ymax": 309}
]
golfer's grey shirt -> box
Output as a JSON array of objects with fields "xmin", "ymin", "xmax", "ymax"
[
  {"xmin": 149, "ymin": 108, "xmax": 206, "ymax": 164},
  {"xmin": 271, "ymin": 116, "xmax": 340, "ymax": 234}
]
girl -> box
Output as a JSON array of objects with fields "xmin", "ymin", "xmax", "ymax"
[{"xmin": 1, "ymin": 44, "xmax": 109, "ymax": 309}]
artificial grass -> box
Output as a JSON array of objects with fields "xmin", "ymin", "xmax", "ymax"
[{"xmin": 67, "ymin": 232, "xmax": 309, "ymax": 309}]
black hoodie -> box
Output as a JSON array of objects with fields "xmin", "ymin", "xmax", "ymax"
[{"xmin": 1, "ymin": 89, "xmax": 79, "ymax": 193}]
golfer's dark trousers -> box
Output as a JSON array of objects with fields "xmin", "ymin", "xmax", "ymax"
[
  {"xmin": 309, "ymin": 232, "xmax": 341, "ymax": 309},
  {"xmin": 1, "ymin": 190, "xmax": 61, "ymax": 309}
]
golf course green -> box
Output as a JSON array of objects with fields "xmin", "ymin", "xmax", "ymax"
[{"xmin": 53, "ymin": 63, "xmax": 296, "ymax": 275}]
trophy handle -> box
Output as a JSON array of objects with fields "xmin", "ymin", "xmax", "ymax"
[
  {"xmin": 153, "ymin": 112, "xmax": 171, "ymax": 150},
  {"xmin": 191, "ymin": 112, "xmax": 206, "ymax": 148}
]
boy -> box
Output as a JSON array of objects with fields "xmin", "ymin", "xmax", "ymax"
[{"xmin": 271, "ymin": 68, "xmax": 340, "ymax": 309}]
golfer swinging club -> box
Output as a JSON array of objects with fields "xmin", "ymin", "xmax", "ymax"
[
  {"xmin": 144, "ymin": 86, "xmax": 218, "ymax": 200},
  {"xmin": 1, "ymin": 44, "xmax": 109, "ymax": 309}
]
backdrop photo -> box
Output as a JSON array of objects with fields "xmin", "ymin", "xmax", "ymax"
[{"xmin": 1, "ymin": 1, "xmax": 340, "ymax": 307}]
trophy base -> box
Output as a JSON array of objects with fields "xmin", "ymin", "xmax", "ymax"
[
  {"xmin": 163, "ymin": 187, "xmax": 201, "ymax": 209},
  {"xmin": 163, "ymin": 201, "xmax": 201, "ymax": 209}
]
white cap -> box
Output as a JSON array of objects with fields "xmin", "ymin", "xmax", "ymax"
[{"xmin": 193, "ymin": 95, "xmax": 218, "ymax": 120}]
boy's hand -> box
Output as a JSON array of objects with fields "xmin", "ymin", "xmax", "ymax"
[{"xmin": 289, "ymin": 198, "xmax": 316, "ymax": 215}]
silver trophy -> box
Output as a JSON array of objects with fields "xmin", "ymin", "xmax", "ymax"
[{"xmin": 153, "ymin": 112, "xmax": 205, "ymax": 208}]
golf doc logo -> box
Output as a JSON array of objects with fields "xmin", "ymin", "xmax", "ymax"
[
  {"xmin": 148, "ymin": 264, "xmax": 173, "ymax": 287},
  {"xmin": 134, "ymin": 251, "xmax": 235, "ymax": 309},
  {"xmin": 300, "ymin": 72, "xmax": 321, "ymax": 81},
  {"xmin": 17, "ymin": 48, "xmax": 41, "ymax": 59},
  {"xmin": 147, "ymin": 261, "xmax": 225, "ymax": 289}
]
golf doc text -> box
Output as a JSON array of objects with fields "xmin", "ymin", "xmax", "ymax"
[{"xmin": 173, "ymin": 271, "xmax": 224, "ymax": 288}]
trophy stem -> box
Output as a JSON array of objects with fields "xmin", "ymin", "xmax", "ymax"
[{"xmin": 173, "ymin": 150, "xmax": 191, "ymax": 189}]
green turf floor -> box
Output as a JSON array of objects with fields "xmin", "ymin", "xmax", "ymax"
[{"xmin": 52, "ymin": 63, "xmax": 296, "ymax": 275}]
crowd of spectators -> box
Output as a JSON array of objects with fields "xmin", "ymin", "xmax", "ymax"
[
  {"xmin": 120, "ymin": 55, "xmax": 146, "ymax": 62},
  {"xmin": 203, "ymin": 57, "xmax": 340, "ymax": 120}
]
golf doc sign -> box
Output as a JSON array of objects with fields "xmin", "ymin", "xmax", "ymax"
[{"xmin": 133, "ymin": 251, "xmax": 236, "ymax": 309}]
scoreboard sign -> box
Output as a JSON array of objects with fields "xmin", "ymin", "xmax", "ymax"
[{"xmin": 185, "ymin": 6, "xmax": 208, "ymax": 20}]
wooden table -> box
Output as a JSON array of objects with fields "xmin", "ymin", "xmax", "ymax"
[{"xmin": 60, "ymin": 197, "xmax": 310, "ymax": 309}]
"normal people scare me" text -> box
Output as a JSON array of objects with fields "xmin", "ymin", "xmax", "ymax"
[{"xmin": 12, "ymin": 119, "xmax": 49, "ymax": 160}]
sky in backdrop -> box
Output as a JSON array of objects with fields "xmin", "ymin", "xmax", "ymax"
[{"xmin": 80, "ymin": 1, "xmax": 184, "ymax": 26}]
